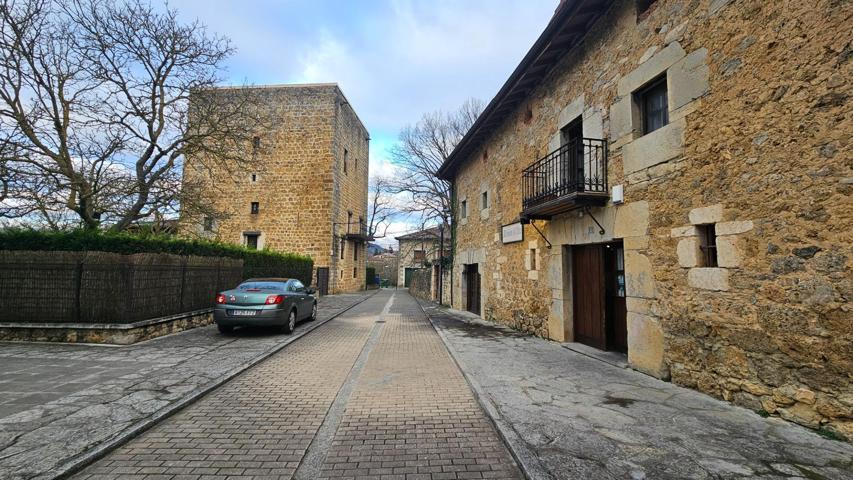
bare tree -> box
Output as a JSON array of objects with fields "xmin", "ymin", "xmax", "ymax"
[
  {"xmin": 389, "ymin": 98, "xmax": 483, "ymax": 227},
  {"xmin": 367, "ymin": 175, "xmax": 395, "ymax": 239},
  {"xmin": 0, "ymin": 0, "xmax": 267, "ymax": 231}
]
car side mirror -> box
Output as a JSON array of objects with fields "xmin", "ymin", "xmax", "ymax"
[{"xmin": 306, "ymin": 288, "xmax": 316, "ymax": 295}]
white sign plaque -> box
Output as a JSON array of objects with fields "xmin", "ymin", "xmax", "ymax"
[{"xmin": 501, "ymin": 222, "xmax": 523, "ymax": 244}]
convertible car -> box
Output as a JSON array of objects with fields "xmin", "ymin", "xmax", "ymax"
[{"xmin": 214, "ymin": 278, "xmax": 317, "ymax": 334}]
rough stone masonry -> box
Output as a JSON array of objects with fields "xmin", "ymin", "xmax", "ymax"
[{"xmin": 443, "ymin": 0, "xmax": 852, "ymax": 438}]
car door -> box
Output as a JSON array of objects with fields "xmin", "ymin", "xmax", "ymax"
[{"xmin": 292, "ymin": 280, "xmax": 309, "ymax": 318}]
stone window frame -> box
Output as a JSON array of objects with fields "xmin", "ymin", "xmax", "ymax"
[
  {"xmin": 479, "ymin": 187, "xmax": 491, "ymax": 221},
  {"xmin": 611, "ymin": 42, "xmax": 709, "ymax": 178},
  {"xmin": 698, "ymin": 223, "xmax": 718, "ymax": 267},
  {"xmin": 524, "ymin": 240, "xmax": 541, "ymax": 280},
  {"xmin": 243, "ymin": 231, "xmax": 262, "ymax": 250},
  {"xmin": 673, "ymin": 204, "xmax": 753, "ymax": 292}
]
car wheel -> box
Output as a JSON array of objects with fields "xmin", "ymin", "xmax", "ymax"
[
  {"xmin": 218, "ymin": 324, "xmax": 234, "ymax": 334},
  {"xmin": 309, "ymin": 302, "xmax": 318, "ymax": 321},
  {"xmin": 283, "ymin": 309, "xmax": 296, "ymax": 334}
]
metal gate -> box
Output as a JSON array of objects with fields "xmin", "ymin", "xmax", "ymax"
[{"xmin": 316, "ymin": 267, "xmax": 329, "ymax": 296}]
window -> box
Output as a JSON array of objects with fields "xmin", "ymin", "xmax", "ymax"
[
  {"xmin": 414, "ymin": 250, "xmax": 426, "ymax": 262},
  {"xmin": 699, "ymin": 224, "xmax": 718, "ymax": 267},
  {"xmin": 355, "ymin": 158, "xmax": 358, "ymax": 170},
  {"xmin": 251, "ymin": 173, "xmax": 257, "ymax": 182},
  {"xmin": 347, "ymin": 211, "xmax": 353, "ymax": 233},
  {"xmin": 250, "ymin": 202, "xmax": 259, "ymax": 214},
  {"xmin": 203, "ymin": 216, "xmax": 214, "ymax": 232},
  {"xmin": 353, "ymin": 267, "xmax": 357, "ymax": 278},
  {"xmin": 354, "ymin": 243, "xmax": 359, "ymax": 261},
  {"xmin": 340, "ymin": 238, "xmax": 346, "ymax": 259},
  {"xmin": 530, "ymin": 249, "xmax": 537, "ymax": 271},
  {"xmin": 343, "ymin": 148, "xmax": 348, "ymax": 174},
  {"xmin": 615, "ymin": 246, "xmax": 626, "ymax": 297},
  {"xmin": 252, "ymin": 136, "xmax": 261, "ymax": 149},
  {"xmin": 638, "ymin": 76, "xmax": 669, "ymax": 135},
  {"xmin": 481, "ymin": 191, "xmax": 489, "ymax": 210},
  {"xmin": 244, "ymin": 233, "xmax": 259, "ymax": 250},
  {"xmin": 461, "ymin": 200, "xmax": 468, "ymax": 219}
]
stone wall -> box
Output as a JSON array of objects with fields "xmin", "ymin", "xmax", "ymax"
[
  {"xmin": 408, "ymin": 268, "xmax": 433, "ymax": 301},
  {"xmin": 182, "ymin": 84, "xmax": 369, "ymax": 294},
  {"xmin": 450, "ymin": 0, "xmax": 851, "ymax": 437}
]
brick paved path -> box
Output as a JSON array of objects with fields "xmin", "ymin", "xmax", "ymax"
[{"xmin": 73, "ymin": 290, "xmax": 521, "ymax": 480}]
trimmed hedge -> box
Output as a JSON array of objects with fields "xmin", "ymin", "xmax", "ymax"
[{"xmin": 0, "ymin": 229, "xmax": 314, "ymax": 285}]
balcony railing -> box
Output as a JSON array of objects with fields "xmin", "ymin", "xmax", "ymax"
[
  {"xmin": 344, "ymin": 220, "xmax": 373, "ymax": 242},
  {"xmin": 521, "ymin": 137, "xmax": 608, "ymax": 218}
]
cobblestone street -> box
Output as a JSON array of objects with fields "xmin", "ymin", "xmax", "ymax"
[{"xmin": 72, "ymin": 290, "xmax": 521, "ymax": 480}]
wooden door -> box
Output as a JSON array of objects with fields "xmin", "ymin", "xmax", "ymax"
[
  {"xmin": 465, "ymin": 264, "xmax": 481, "ymax": 316},
  {"xmin": 605, "ymin": 243, "xmax": 628, "ymax": 353},
  {"xmin": 572, "ymin": 245, "xmax": 606, "ymax": 349},
  {"xmin": 316, "ymin": 267, "xmax": 329, "ymax": 296}
]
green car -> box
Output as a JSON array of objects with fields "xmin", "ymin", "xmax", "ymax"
[{"xmin": 214, "ymin": 278, "xmax": 317, "ymax": 334}]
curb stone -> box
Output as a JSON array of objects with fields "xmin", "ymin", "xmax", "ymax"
[
  {"xmin": 51, "ymin": 290, "xmax": 379, "ymax": 480},
  {"xmin": 416, "ymin": 299, "xmax": 553, "ymax": 480}
]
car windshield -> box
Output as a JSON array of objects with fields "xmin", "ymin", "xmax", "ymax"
[{"xmin": 237, "ymin": 282, "xmax": 287, "ymax": 292}]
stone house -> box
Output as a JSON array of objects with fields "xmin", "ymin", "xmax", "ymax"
[
  {"xmin": 367, "ymin": 250, "xmax": 399, "ymax": 286},
  {"xmin": 437, "ymin": 0, "xmax": 851, "ymax": 436},
  {"xmin": 182, "ymin": 83, "xmax": 370, "ymax": 294},
  {"xmin": 396, "ymin": 227, "xmax": 451, "ymax": 302}
]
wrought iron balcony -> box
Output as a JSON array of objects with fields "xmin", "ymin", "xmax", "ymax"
[
  {"xmin": 521, "ymin": 138, "xmax": 608, "ymax": 219},
  {"xmin": 343, "ymin": 220, "xmax": 373, "ymax": 242}
]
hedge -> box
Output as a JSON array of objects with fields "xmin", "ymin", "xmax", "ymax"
[{"xmin": 0, "ymin": 229, "xmax": 314, "ymax": 285}]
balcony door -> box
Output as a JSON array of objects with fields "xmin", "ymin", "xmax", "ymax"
[{"xmin": 560, "ymin": 117, "xmax": 584, "ymax": 191}]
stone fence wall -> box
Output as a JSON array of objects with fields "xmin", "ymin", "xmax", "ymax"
[
  {"xmin": 408, "ymin": 268, "xmax": 432, "ymax": 302},
  {"xmin": 0, "ymin": 251, "xmax": 243, "ymax": 324}
]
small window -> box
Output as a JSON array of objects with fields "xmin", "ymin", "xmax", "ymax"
[
  {"xmin": 353, "ymin": 267, "xmax": 357, "ymax": 278},
  {"xmin": 251, "ymin": 173, "xmax": 257, "ymax": 182},
  {"xmin": 461, "ymin": 200, "xmax": 468, "ymax": 219},
  {"xmin": 354, "ymin": 243, "xmax": 359, "ymax": 261},
  {"xmin": 355, "ymin": 158, "xmax": 358, "ymax": 170},
  {"xmin": 340, "ymin": 238, "xmax": 346, "ymax": 259},
  {"xmin": 414, "ymin": 250, "xmax": 426, "ymax": 262},
  {"xmin": 638, "ymin": 76, "xmax": 669, "ymax": 135},
  {"xmin": 530, "ymin": 249, "xmax": 537, "ymax": 271},
  {"xmin": 699, "ymin": 224, "xmax": 718, "ymax": 267},
  {"xmin": 347, "ymin": 211, "xmax": 353, "ymax": 233},
  {"xmin": 252, "ymin": 136, "xmax": 261, "ymax": 149},
  {"xmin": 244, "ymin": 233, "xmax": 259, "ymax": 250},
  {"xmin": 203, "ymin": 216, "xmax": 214, "ymax": 232},
  {"xmin": 343, "ymin": 149, "xmax": 348, "ymax": 174},
  {"xmin": 481, "ymin": 191, "xmax": 489, "ymax": 210},
  {"xmin": 250, "ymin": 202, "xmax": 259, "ymax": 214}
]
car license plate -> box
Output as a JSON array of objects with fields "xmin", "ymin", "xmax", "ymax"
[{"xmin": 231, "ymin": 310, "xmax": 257, "ymax": 316}]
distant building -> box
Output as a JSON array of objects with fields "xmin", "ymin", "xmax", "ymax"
[
  {"xmin": 181, "ymin": 83, "xmax": 370, "ymax": 294},
  {"xmin": 367, "ymin": 251, "xmax": 398, "ymax": 287},
  {"xmin": 395, "ymin": 226, "xmax": 449, "ymax": 302}
]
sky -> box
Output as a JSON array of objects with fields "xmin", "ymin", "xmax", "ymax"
[{"xmin": 168, "ymin": 0, "xmax": 557, "ymax": 244}]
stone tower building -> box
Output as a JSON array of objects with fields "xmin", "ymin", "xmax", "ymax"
[
  {"xmin": 438, "ymin": 0, "xmax": 851, "ymax": 437},
  {"xmin": 183, "ymin": 83, "xmax": 370, "ymax": 294}
]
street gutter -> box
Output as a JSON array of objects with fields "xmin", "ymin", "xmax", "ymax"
[{"xmin": 51, "ymin": 290, "xmax": 379, "ymax": 480}]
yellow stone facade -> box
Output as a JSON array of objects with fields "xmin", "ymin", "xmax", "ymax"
[
  {"xmin": 445, "ymin": 0, "xmax": 851, "ymax": 437},
  {"xmin": 182, "ymin": 84, "xmax": 369, "ymax": 294}
]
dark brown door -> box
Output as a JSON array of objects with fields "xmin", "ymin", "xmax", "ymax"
[
  {"xmin": 316, "ymin": 267, "xmax": 329, "ymax": 296},
  {"xmin": 465, "ymin": 264, "xmax": 481, "ymax": 316},
  {"xmin": 572, "ymin": 245, "xmax": 606, "ymax": 349},
  {"xmin": 605, "ymin": 243, "xmax": 628, "ymax": 353}
]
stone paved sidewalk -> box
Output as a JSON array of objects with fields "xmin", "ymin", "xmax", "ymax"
[
  {"xmin": 0, "ymin": 291, "xmax": 375, "ymax": 480},
  {"xmin": 72, "ymin": 290, "xmax": 521, "ymax": 480},
  {"xmin": 420, "ymin": 301, "xmax": 853, "ymax": 480}
]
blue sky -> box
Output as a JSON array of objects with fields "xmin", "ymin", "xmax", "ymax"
[{"xmin": 168, "ymin": 0, "xmax": 557, "ymax": 239}]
